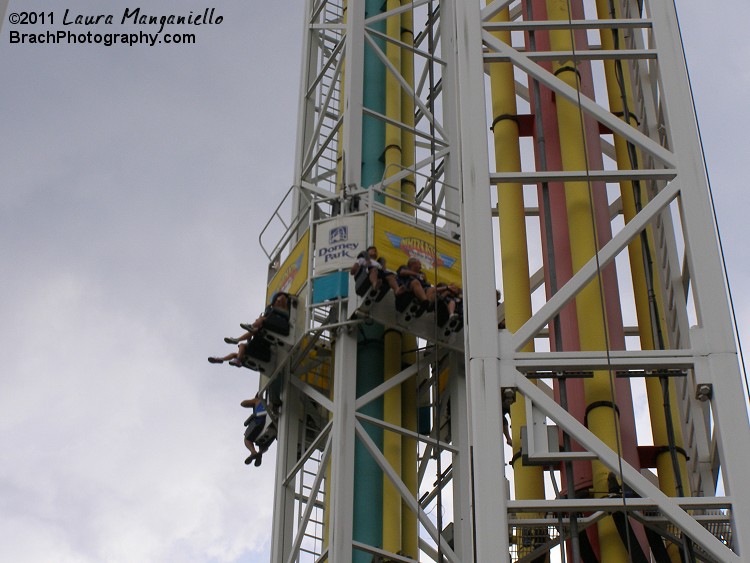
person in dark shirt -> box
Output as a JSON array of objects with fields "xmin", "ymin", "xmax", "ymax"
[
  {"xmin": 208, "ymin": 292, "xmax": 290, "ymax": 366},
  {"xmin": 396, "ymin": 257, "xmax": 436, "ymax": 304},
  {"xmin": 241, "ymin": 396, "xmax": 268, "ymax": 466},
  {"xmin": 436, "ymin": 282, "xmax": 462, "ymax": 322},
  {"xmin": 376, "ymin": 256, "xmax": 400, "ymax": 294},
  {"xmin": 350, "ymin": 246, "xmax": 381, "ymax": 290}
]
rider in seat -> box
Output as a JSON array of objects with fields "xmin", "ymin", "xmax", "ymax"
[
  {"xmin": 207, "ymin": 292, "xmax": 291, "ymax": 367},
  {"xmin": 241, "ymin": 395, "xmax": 269, "ymax": 466}
]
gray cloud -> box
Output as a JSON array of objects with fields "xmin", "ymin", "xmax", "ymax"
[{"xmin": 1, "ymin": 1, "xmax": 747, "ymax": 561}]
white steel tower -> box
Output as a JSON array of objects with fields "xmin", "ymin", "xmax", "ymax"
[{"xmin": 252, "ymin": 1, "xmax": 750, "ymax": 561}]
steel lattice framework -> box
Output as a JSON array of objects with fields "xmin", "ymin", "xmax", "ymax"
[{"xmin": 257, "ymin": 1, "xmax": 750, "ymax": 561}]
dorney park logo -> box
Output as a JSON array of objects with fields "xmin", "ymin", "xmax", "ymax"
[
  {"xmin": 384, "ymin": 232, "xmax": 457, "ymax": 270},
  {"xmin": 276, "ymin": 253, "xmax": 305, "ymax": 293}
]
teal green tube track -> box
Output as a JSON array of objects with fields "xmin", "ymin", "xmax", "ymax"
[
  {"xmin": 354, "ymin": 323, "xmax": 385, "ymax": 561},
  {"xmin": 353, "ymin": 2, "xmax": 386, "ymax": 558}
]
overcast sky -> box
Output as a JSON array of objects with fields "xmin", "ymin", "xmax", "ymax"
[{"xmin": 1, "ymin": 1, "xmax": 748, "ymax": 562}]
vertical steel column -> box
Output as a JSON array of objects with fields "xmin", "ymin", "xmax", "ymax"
[
  {"xmin": 398, "ymin": 5, "xmax": 419, "ymax": 556},
  {"xmin": 447, "ymin": 353, "xmax": 475, "ymax": 561},
  {"xmin": 270, "ymin": 384, "xmax": 301, "ymax": 561},
  {"xmin": 649, "ymin": 1, "xmax": 750, "ymax": 554},
  {"xmin": 328, "ymin": 329, "xmax": 359, "ymax": 560},
  {"xmin": 272, "ymin": 0, "xmax": 332, "ymax": 558},
  {"xmin": 450, "ymin": 0, "xmax": 509, "ymax": 559},
  {"xmin": 486, "ymin": 7, "xmax": 549, "ymax": 559},
  {"xmin": 292, "ymin": 0, "xmax": 318, "ymax": 213},
  {"xmin": 327, "ymin": 3, "xmax": 366, "ymax": 560}
]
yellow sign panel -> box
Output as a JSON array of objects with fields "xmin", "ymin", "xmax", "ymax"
[
  {"xmin": 266, "ymin": 230, "xmax": 309, "ymax": 301},
  {"xmin": 373, "ymin": 213, "xmax": 462, "ymax": 287}
]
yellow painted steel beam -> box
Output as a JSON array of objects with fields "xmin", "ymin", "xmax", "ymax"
[
  {"xmin": 383, "ymin": 0, "xmax": 402, "ymax": 209},
  {"xmin": 383, "ymin": 329, "xmax": 403, "ymax": 553},
  {"xmin": 399, "ymin": 4, "xmax": 418, "ymax": 554},
  {"xmin": 594, "ymin": 4, "xmax": 687, "ymax": 559},
  {"xmin": 383, "ymin": 3, "xmax": 404, "ymax": 554},
  {"xmin": 546, "ymin": 0, "xmax": 628, "ymax": 560},
  {"xmin": 400, "ymin": 5, "xmax": 416, "ymax": 214},
  {"xmin": 402, "ymin": 4, "xmax": 419, "ymax": 559},
  {"xmin": 401, "ymin": 334, "xmax": 419, "ymax": 559},
  {"xmin": 336, "ymin": 1, "xmax": 348, "ymax": 191}
]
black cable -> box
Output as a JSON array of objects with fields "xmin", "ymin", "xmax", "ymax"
[
  {"xmin": 424, "ymin": 3, "xmax": 445, "ymax": 558},
  {"xmin": 562, "ymin": 2, "xmax": 633, "ymax": 560},
  {"xmin": 527, "ymin": 3, "xmax": 585, "ymax": 561},
  {"xmin": 525, "ymin": 2, "xmax": 582, "ymax": 559},
  {"xmin": 606, "ymin": 5, "xmax": 696, "ymax": 558}
]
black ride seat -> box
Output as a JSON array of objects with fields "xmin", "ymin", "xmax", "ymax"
[
  {"xmin": 354, "ymin": 266, "xmax": 372, "ymax": 297},
  {"xmin": 244, "ymin": 411, "xmax": 277, "ymax": 451},
  {"xmin": 244, "ymin": 335, "xmax": 272, "ymax": 363},
  {"xmin": 263, "ymin": 312, "xmax": 290, "ymax": 336}
]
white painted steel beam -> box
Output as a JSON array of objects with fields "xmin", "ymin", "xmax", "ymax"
[
  {"xmin": 354, "ymin": 420, "xmax": 461, "ymax": 563},
  {"xmin": 282, "ymin": 419, "xmax": 332, "ymax": 487},
  {"xmin": 447, "ymin": 355, "xmax": 474, "ymax": 561},
  {"xmin": 355, "ymin": 349, "xmax": 436, "ymax": 410},
  {"xmin": 365, "ymin": 0, "xmax": 432, "ymax": 25},
  {"xmin": 327, "ymin": 327, "xmax": 358, "ymax": 560},
  {"xmin": 489, "ymin": 169, "xmax": 677, "ymax": 184},
  {"xmin": 268, "ymin": 0, "xmax": 750, "ymax": 561},
  {"xmin": 355, "ymin": 412, "xmax": 460, "ymax": 454},
  {"xmin": 451, "ymin": 0, "xmax": 509, "ymax": 559},
  {"xmin": 648, "ymin": 0, "xmax": 750, "ymax": 553},
  {"xmin": 480, "ymin": 0, "xmax": 516, "ymax": 22},
  {"xmin": 515, "ymin": 375, "xmax": 740, "ymax": 562},
  {"xmin": 290, "ymin": 372, "xmax": 334, "ymax": 413},
  {"xmin": 481, "ymin": 30, "xmax": 676, "ymax": 167},
  {"xmin": 513, "ymin": 179, "xmax": 680, "ymax": 350},
  {"xmin": 271, "ymin": 383, "xmax": 302, "ymax": 561},
  {"xmin": 363, "ymin": 33, "xmax": 450, "ymax": 142},
  {"xmin": 514, "ymin": 349, "xmax": 695, "ymax": 371},
  {"xmin": 285, "ymin": 438, "xmax": 331, "ymax": 563},
  {"xmin": 484, "ymin": 48, "xmax": 658, "ymax": 62},
  {"xmin": 484, "ymin": 18, "xmax": 652, "ymax": 31},
  {"xmin": 509, "ymin": 496, "xmax": 733, "ymax": 512}
]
